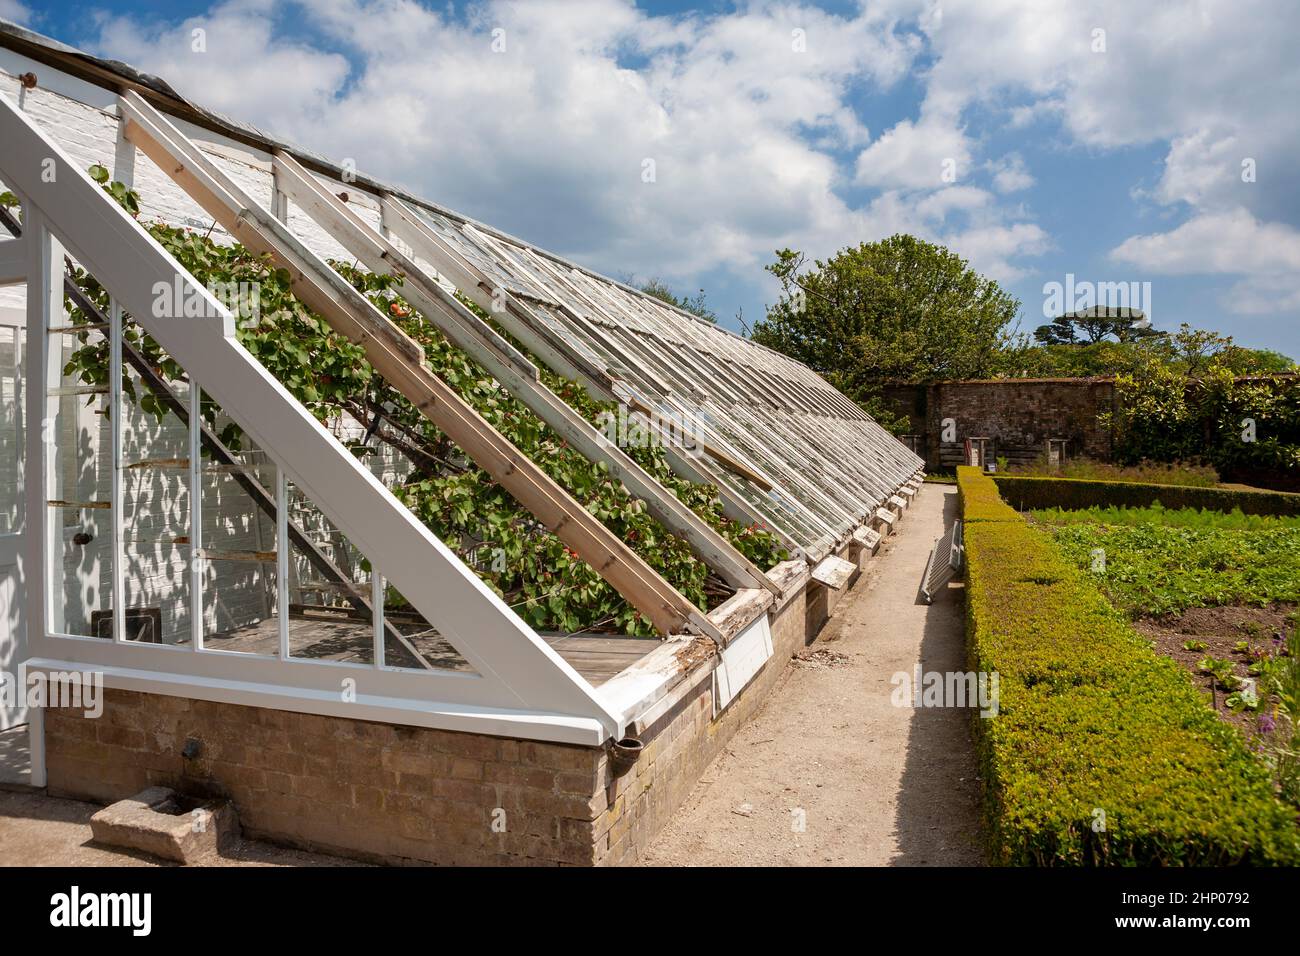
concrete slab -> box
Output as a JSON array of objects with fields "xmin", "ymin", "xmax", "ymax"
[
  {"xmin": 853, "ymin": 526, "xmax": 882, "ymax": 556},
  {"xmin": 874, "ymin": 507, "xmax": 896, "ymax": 532}
]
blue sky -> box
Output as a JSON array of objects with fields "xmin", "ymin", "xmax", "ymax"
[{"xmin": 7, "ymin": 0, "xmax": 1299, "ymax": 358}]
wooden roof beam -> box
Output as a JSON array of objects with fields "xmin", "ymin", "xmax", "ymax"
[
  {"xmin": 270, "ymin": 150, "xmax": 775, "ymax": 595},
  {"xmin": 117, "ymin": 90, "xmax": 721, "ymax": 642}
]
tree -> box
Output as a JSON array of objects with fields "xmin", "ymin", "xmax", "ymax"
[
  {"xmin": 1012, "ymin": 322, "xmax": 1295, "ymax": 379},
  {"xmin": 751, "ymin": 236, "xmax": 1023, "ymax": 400},
  {"xmin": 638, "ymin": 278, "xmax": 716, "ymax": 322},
  {"xmin": 1033, "ymin": 306, "xmax": 1163, "ymax": 346}
]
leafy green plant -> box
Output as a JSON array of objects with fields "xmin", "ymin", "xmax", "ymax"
[
  {"xmin": 1183, "ymin": 639, "xmax": 1208, "ymax": 652},
  {"xmin": 1046, "ymin": 524, "xmax": 1300, "ymax": 618},
  {"xmin": 752, "ymin": 236, "xmax": 1024, "ymax": 411},
  {"xmin": 1103, "ymin": 330, "xmax": 1299, "ymax": 481},
  {"xmin": 957, "ymin": 468, "xmax": 1021, "ymax": 523},
  {"xmin": 998, "ymin": 475, "xmax": 1300, "ymax": 518},
  {"xmin": 87, "ymin": 164, "xmax": 140, "ymax": 217},
  {"xmin": 1197, "ymin": 656, "xmax": 1241, "ymax": 691},
  {"xmin": 1225, "ymin": 685, "xmax": 1259, "ymax": 712},
  {"xmin": 1031, "ymin": 501, "xmax": 1300, "ymax": 531},
  {"xmin": 1010, "ymin": 457, "xmax": 1219, "ymax": 486},
  {"xmin": 1263, "ymin": 623, "xmax": 1300, "ymax": 806}
]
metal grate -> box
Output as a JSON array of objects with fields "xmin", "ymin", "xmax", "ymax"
[{"xmin": 920, "ymin": 519, "xmax": 964, "ymax": 604}]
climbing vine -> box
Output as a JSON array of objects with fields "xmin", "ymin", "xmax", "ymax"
[{"xmin": 62, "ymin": 170, "xmax": 786, "ymax": 637}]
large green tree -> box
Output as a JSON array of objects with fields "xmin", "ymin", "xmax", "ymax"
[{"xmin": 751, "ymin": 236, "xmax": 1022, "ymax": 402}]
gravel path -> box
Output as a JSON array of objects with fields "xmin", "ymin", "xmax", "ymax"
[{"xmin": 640, "ymin": 484, "xmax": 984, "ymax": 866}]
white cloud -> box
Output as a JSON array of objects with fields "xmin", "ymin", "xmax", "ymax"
[
  {"xmin": 947, "ymin": 222, "xmax": 1051, "ymax": 282},
  {"xmin": 78, "ymin": 0, "xmax": 1300, "ymax": 322},
  {"xmin": 1154, "ymin": 129, "xmax": 1244, "ymax": 209},
  {"xmin": 0, "ymin": 0, "xmax": 30, "ymax": 24},
  {"xmin": 988, "ymin": 153, "xmax": 1035, "ymax": 194},
  {"xmin": 895, "ymin": 0, "xmax": 1300, "ymax": 314},
  {"xmin": 91, "ymin": 0, "xmax": 350, "ymax": 134},
  {"xmin": 87, "ymin": 0, "xmax": 931, "ymax": 281},
  {"xmin": 1223, "ymin": 275, "xmax": 1300, "ymax": 316},
  {"xmin": 911, "ymin": 185, "xmax": 990, "ymax": 220},
  {"xmin": 1112, "ymin": 208, "xmax": 1300, "ymax": 315},
  {"xmin": 854, "ymin": 110, "xmax": 972, "ymax": 191},
  {"xmin": 1112, "ymin": 208, "xmax": 1300, "ymax": 275}
]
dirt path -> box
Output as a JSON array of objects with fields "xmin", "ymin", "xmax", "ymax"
[{"xmin": 640, "ymin": 484, "xmax": 983, "ymax": 866}]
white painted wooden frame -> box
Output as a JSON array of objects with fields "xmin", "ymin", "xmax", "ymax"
[
  {"xmin": 0, "ymin": 235, "xmax": 25, "ymax": 283},
  {"xmin": 378, "ymin": 199, "xmax": 806, "ymax": 546},
  {"xmin": 1, "ymin": 92, "xmax": 623, "ymax": 746},
  {"xmin": 268, "ymin": 149, "xmax": 775, "ymax": 595},
  {"xmin": 425, "ymin": 215, "xmax": 911, "ymax": 560}
]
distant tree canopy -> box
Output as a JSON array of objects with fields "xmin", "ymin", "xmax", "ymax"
[
  {"xmin": 751, "ymin": 236, "xmax": 1022, "ymax": 398},
  {"xmin": 745, "ymin": 235, "xmax": 1296, "ymax": 440},
  {"xmin": 1102, "ymin": 326, "xmax": 1300, "ymax": 484},
  {"xmin": 1033, "ymin": 306, "xmax": 1163, "ymax": 345},
  {"xmin": 1013, "ymin": 324, "xmax": 1296, "ymax": 379},
  {"xmin": 638, "ymin": 278, "xmax": 716, "ymax": 322}
]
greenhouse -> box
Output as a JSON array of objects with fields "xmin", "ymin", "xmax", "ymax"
[{"xmin": 0, "ymin": 20, "xmax": 922, "ymax": 865}]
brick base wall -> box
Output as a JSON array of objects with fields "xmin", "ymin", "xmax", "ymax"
[
  {"xmin": 46, "ymin": 692, "xmax": 608, "ymax": 865},
  {"xmin": 44, "ymin": 576, "xmax": 821, "ymax": 866}
]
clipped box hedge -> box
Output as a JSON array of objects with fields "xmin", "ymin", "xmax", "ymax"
[
  {"xmin": 957, "ymin": 466, "xmax": 1300, "ymax": 865},
  {"xmin": 994, "ymin": 474, "xmax": 1300, "ymax": 517}
]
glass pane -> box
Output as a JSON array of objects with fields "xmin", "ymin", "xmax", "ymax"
[
  {"xmin": 383, "ymin": 582, "xmax": 472, "ymax": 672},
  {"xmin": 283, "ymin": 478, "xmax": 377, "ymax": 665},
  {"xmin": 198, "ymin": 434, "xmax": 279, "ymax": 656},
  {"xmin": 118, "ymin": 367, "xmax": 193, "ymax": 644},
  {"xmin": 0, "ymin": 323, "xmax": 23, "ymax": 535},
  {"xmin": 48, "ymin": 321, "xmax": 112, "ymax": 638}
]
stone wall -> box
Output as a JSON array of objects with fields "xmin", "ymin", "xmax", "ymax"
[{"xmin": 882, "ymin": 379, "xmax": 1116, "ymax": 470}]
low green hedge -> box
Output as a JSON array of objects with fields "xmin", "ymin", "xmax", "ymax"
[
  {"xmin": 957, "ymin": 466, "xmax": 1300, "ymax": 865},
  {"xmin": 957, "ymin": 468, "xmax": 1021, "ymax": 523},
  {"xmin": 994, "ymin": 474, "xmax": 1300, "ymax": 517}
]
